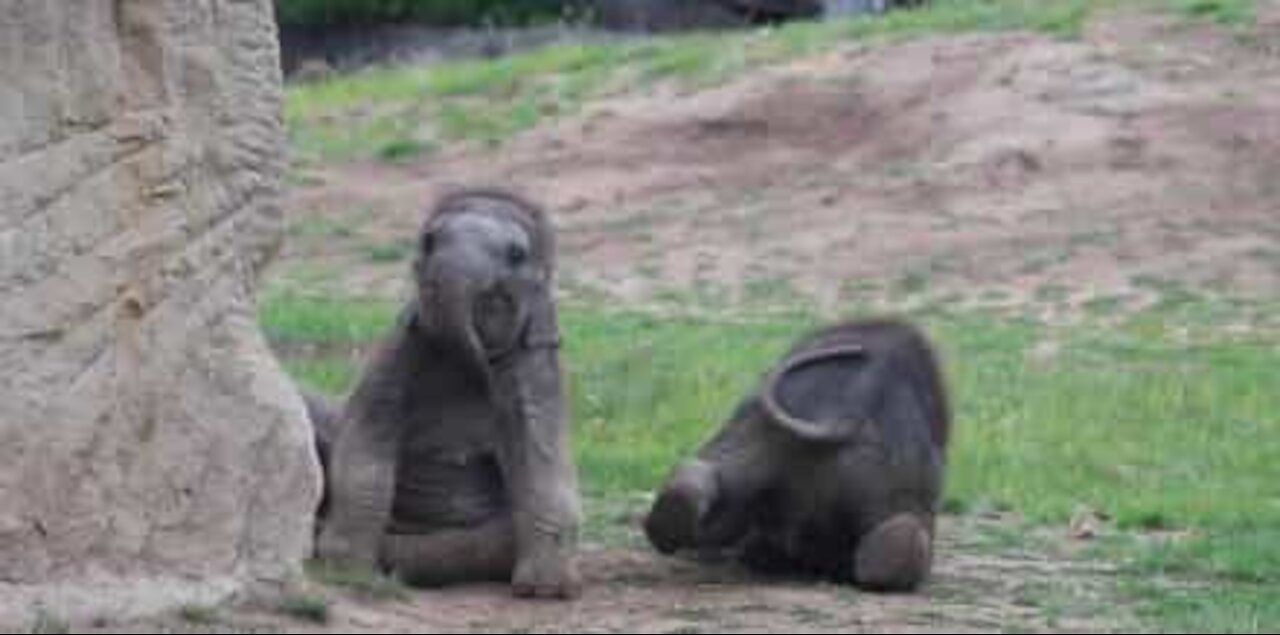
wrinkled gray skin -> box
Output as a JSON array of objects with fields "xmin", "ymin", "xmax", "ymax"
[
  {"xmin": 311, "ymin": 189, "xmax": 581, "ymax": 599},
  {"xmin": 645, "ymin": 320, "xmax": 950, "ymax": 592}
]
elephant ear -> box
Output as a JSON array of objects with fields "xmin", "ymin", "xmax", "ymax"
[{"xmin": 760, "ymin": 344, "xmax": 878, "ymax": 444}]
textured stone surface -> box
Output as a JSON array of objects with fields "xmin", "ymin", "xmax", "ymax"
[{"xmin": 0, "ymin": 0, "xmax": 319, "ymax": 627}]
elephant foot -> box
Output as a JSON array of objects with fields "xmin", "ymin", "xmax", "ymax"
[
  {"xmin": 853, "ymin": 513, "xmax": 934, "ymax": 593},
  {"xmin": 380, "ymin": 517, "xmax": 516, "ymax": 588},
  {"xmin": 512, "ymin": 533, "xmax": 582, "ymax": 600},
  {"xmin": 316, "ymin": 525, "xmax": 381, "ymax": 571},
  {"xmin": 644, "ymin": 460, "xmax": 719, "ymax": 554}
]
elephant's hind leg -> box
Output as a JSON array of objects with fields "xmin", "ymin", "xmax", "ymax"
[
  {"xmin": 380, "ymin": 516, "xmax": 516, "ymax": 587},
  {"xmin": 853, "ymin": 513, "xmax": 934, "ymax": 592}
]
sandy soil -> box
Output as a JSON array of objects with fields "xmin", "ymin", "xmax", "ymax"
[{"xmin": 85, "ymin": 516, "xmax": 1136, "ymax": 634}]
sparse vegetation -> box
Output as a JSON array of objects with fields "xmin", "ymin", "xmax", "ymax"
[
  {"xmin": 305, "ymin": 559, "xmax": 410, "ymax": 602},
  {"xmin": 376, "ymin": 137, "xmax": 436, "ymax": 163},
  {"xmin": 364, "ymin": 239, "xmax": 414, "ymax": 264},
  {"xmin": 278, "ymin": 591, "xmax": 333, "ymax": 624},
  {"xmin": 176, "ymin": 604, "xmax": 220, "ymax": 625},
  {"xmin": 27, "ymin": 610, "xmax": 69, "ymax": 634},
  {"xmin": 1175, "ymin": 0, "xmax": 1256, "ymax": 24}
]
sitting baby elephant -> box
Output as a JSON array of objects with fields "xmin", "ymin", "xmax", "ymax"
[
  {"xmin": 309, "ymin": 188, "xmax": 582, "ymax": 599},
  {"xmin": 645, "ymin": 319, "xmax": 950, "ymax": 592}
]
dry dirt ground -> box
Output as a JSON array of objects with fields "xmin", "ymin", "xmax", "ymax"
[
  {"xmin": 85, "ymin": 6, "xmax": 1277, "ymax": 634},
  {"xmin": 278, "ymin": 5, "xmax": 1280, "ymax": 327},
  {"xmin": 86, "ymin": 517, "xmax": 1131, "ymax": 634}
]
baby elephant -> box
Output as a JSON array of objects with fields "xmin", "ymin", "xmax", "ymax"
[
  {"xmin": 645, "ymin": 319, "xmax": 950, "ymax": 592},
  {"xmin": 312, "ymin": 188, "xmax": 581, "ymax": 599}
]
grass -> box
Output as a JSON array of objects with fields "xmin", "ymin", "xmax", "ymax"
[
  {"xmin": 364, "ymin": 239, "xmax": 414, "ymax": 264},
  {"xmin": 376, "ymin": 137, "xmax": 436, "ymax": 163},
  {"xmin": 277, "ymin": 592, "xmax": 332, "ymax": 624},
  {"xmin": 304, "ymin": 559, "xmax": 410, "ymax": 602},
  {"xmin": 1174, "ymin": 0, "xmax": 1256, "ymax": 24},
  {"xmin": 176, "ymin": 604, "xmax": 220, "ymax": 625}
]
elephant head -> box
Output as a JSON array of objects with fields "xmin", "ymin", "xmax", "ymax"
[{"xmin": 413, "ymin": 189, "xmax": 559, "ymax": 376}]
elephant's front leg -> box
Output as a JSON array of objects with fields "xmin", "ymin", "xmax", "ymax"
[
  {"xmin": 316, "ymin": 416, "xmax": 400, "ymax": 569},
  {"xmin": 492, "ymin": 346, "xmax": 583, "ymax": 599},
  {"xmin": 315, "ymin": 333, "xmax": 417, "ymax": 569},
  {"xmin": 380, "ymin": 516, "xmax": 517, "ymax": 587}
]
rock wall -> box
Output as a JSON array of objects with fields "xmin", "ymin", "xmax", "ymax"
[{"xmin": 0, "ymin": 0, "xmax": 319, "ymax": 627}]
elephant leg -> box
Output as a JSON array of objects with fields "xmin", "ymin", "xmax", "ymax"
[
  {"xmin": 381, "ymin": 516, "xmax": 517, "ymax": 587},
  {"xmin": 315, "ymin": 326, "xmax": 420, "ymax": 569},
  {"xmin": 316, "ymin": 417, "xmax": 400, "ymax": 569},
  {"xmin": 853, "ymin": 513, "xmax": 934, "ymax": 592},
  {"xmin": 493, "ymin": 342, "xmax": 583, "ymax": 599}
]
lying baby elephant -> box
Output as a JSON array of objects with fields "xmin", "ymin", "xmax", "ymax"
[
  {"xmin": 309, "ymin": 188, "xmax": 582, "ymax": 599},
  {"xmin": 645, "ymin": 319, "xmax": 950, "ymax": 592}
]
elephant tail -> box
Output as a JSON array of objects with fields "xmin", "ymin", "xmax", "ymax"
[
  {"xmin": 301, "ymin": 389, "xmax": 345, "ymax": 528},
  {"xmin": 301, "ymin": 390, "xmax": 343, "ymax": 472}
]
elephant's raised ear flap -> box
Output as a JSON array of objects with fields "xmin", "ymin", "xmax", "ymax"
[{"xmin": 761, "ymin": 344, "xmax": 876, "ymax": 444}]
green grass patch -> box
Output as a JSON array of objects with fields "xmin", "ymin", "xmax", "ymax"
[
  {"xmin": 1174, "ymin": 0, "xmax": 1256, "ymax": 24},
  {"xmin": 288, "ymin": 215, "xmax": 358, "ymax": 239},
  {"xmin": 260, "ymin": 292, "xmax": 1278, "ymax": 529},
  {"xmin": 376, "ymin": 137, "xmax": 436, "ymax": 163},
  {"xmin": 364, "ymin": 239, "xmax": 414, "ymax": 264}
]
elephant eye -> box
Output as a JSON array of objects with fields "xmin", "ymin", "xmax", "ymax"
[
  {"xmin": 506, "ymin": 243, "xmax": 528, "ymax": 267},
  {"xmin": 420, "ymin": 231, "xmax": 435, "ymax": 256}
]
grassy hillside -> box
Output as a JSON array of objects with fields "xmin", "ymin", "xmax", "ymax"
[{"xmin": 284, "ymin": 0, "xmax": 1257, "ymax": 162}]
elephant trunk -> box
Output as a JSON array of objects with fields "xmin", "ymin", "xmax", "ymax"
[{"xmin": 420, "ymin": 251, "xmax": 493, "ymax": 377}]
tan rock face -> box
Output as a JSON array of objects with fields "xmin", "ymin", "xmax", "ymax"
[{"xmin": 0, "ymin": 0, "xmax": 319, "ymax": 626}]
